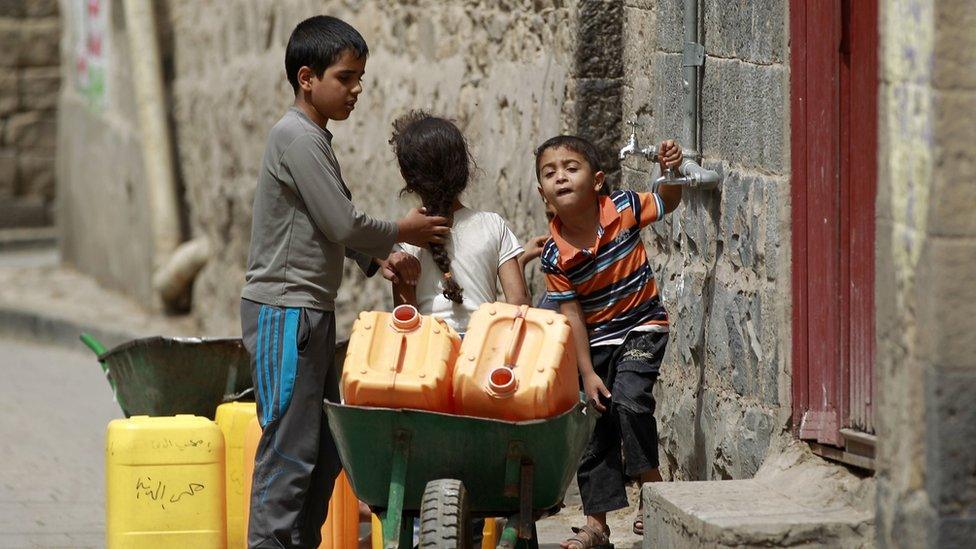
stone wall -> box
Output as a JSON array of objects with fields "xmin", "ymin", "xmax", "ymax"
[
  {"xmin": 0, "ymin": 0, "xmax": 60, "ymax": 228},
  {"xmin": 875, "ymin": 0, "xmax": 976, "ymax": 546},
  {"xmin": 619, "ymin": 0, "xmax": 791, "ymax": 480},
  {"xmin": 165, "ymin": 0, "xmax": 582, "ymax": 335}
]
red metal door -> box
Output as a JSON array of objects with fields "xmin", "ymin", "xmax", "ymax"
[{"xmin": 790, "ymin": 0, "xmax": 877, "ymax": 459}]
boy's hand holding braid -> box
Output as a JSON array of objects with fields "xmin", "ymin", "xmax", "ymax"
[
  {"xmin": 378, "ymin": 207, "xmax": 447, "ymax": 285},
  {"xmin": 397, "ymin": 207, "xmax": 450, "ymax": 247}
]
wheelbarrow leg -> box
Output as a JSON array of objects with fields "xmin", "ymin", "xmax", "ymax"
[
  {"xmin": 381, "ymin": 430, "xmax": 412, "ymax": 549},
  {"xmin": 498, "ymin": 460, "xmax": 538, "ymax": 549},
  {"xmin": 498, "ymin": 518, "xmax": 538, "ymax": 549}
]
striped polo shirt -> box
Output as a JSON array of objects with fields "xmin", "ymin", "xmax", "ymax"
[{"xmin": 541, "ymin": 189, "xmax": 669, "ymax": 347}]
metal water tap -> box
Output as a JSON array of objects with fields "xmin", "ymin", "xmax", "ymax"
[
  {"xmin": 619, "ymin": 116, "xmax": 722, "ymax": 191},
  {"xmin": 618, "ymin": 119, "xmax": 658, "ymax": 162},
  {"xmin": 652, "ymin": 165, "xmax": 693, "ymax": 192}
]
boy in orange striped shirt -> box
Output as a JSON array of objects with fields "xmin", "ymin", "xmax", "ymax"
[{"xmin": 535, "ymin": 135, "xmax": 683, "ymax": 547}]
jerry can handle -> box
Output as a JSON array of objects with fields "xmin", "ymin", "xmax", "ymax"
[{"xmin": 503, "ymin": 305, "xmax": 530, "ymax": 368}]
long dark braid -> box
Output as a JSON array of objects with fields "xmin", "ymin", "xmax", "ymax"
[{"xmin": 390, "ymin": 111, "xmax": 471, "ymax": 303}]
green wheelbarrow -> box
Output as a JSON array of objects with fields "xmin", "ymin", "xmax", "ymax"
[
  {"xmin": 80, "ymin": 333, "xmax": 253, "ymax": 418},
  {"xmin": 324, "ymin": 400, "xmax": 597, "ymax": 548}
]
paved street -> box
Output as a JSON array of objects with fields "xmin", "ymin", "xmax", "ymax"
[{"xmin": 0, "ymin": 337, "xmax": 120, "ymax": 548}]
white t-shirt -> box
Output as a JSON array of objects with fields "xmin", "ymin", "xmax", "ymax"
[{"xmin": 400, "ymin": 208, "xmax": 523, "ymax": 334}]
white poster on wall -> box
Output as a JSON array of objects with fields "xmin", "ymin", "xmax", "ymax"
[{"xmin": 69, "ymin": 0, "xmax": 110, "ymax": 110}]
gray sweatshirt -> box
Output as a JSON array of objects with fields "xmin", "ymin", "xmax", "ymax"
[{"xmin": 242, "ymin": 107, "xmax": 397, "ymax": 311}]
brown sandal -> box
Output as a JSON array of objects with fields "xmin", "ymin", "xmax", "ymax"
[
  {"xmin": 633, "ymin": 516, "xmax": 643, "ymax": 536},
  {"xmin": 563, "ymin": 524, "xmax": 613, "ymax": 549}
]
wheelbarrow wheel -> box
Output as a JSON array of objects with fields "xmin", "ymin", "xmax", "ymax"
[{"xmin": 419, "ymin": 478, "xmax": 471, "ymax": 548}]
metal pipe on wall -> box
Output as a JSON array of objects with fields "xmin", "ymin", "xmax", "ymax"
[
  {"xmin": 123, "ymin": 0, "xmax": 208, "ymax": 308},
  {"xmin": 122, "ymin": 0, "xmax": 180, "ymax": 272},
  {"xmin": 678, "ymin": 0, "xmax": 720, "ymax": 189},
  {"xmin": 683, "ymin": 0, "xmax": 700, "ymax": 155}
]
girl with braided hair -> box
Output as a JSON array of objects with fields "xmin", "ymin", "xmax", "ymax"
[{"xmin": 390, "ymin": 111, "xmax": 530, "ymax": 335}]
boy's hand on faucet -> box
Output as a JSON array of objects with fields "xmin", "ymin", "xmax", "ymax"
[
  {"xmin": 380, "ymin": 251, "xmax": 420, "ymax": 285},
  {"xmin": 659, "ymin": 140, "xmax": 683, "ymax": 170},
  {"xmin": 397, "ymin": 207, "xmax": 450, "ymax": 247}
]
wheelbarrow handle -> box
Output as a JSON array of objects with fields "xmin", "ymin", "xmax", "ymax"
[
  {"xmin": 79, "ymin": 333, "xmax": 122, "ymax": 407},
  {"xmin": 79, "ymin": 333, "xmax": 108, "ymax": 357}
]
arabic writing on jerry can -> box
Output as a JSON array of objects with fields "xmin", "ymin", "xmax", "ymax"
[
  {"xmin": 342, "ymin": 305, "xmax": 461, "ymax": 412},
  {"xmin": 453, "ymin": 303, "xmax": 579, "ymax": 421},
  {"xmin": 105, "ymin": 415, "xmax": 225, "ymax": 548}
]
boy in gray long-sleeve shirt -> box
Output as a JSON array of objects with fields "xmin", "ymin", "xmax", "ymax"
[{"xmin": 241, "ymin": 16, "xmax": 448, "ymax": 548}]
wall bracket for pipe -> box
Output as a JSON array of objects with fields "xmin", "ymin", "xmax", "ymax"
[{"xmin": 682, "ymin": 42, "xmax": 705, "ymax": 67}]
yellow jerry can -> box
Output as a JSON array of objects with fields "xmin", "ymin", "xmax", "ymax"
[
  {"xmin": 320, "ymin": 471, "xmax": 360, "ymax": 549},
  {"xmin": 215, "ymin": 402, "xmax": 257, "ymax": 549},
  {"xmin": 343, "ymin": 305, "xmax": 461, "ymax": 412},
  {"xmin": 241, "ymin": 417, "xmax": 260, "ymax": 547},
  {"xmin": 241, "ymin": 417, "xmax": 357, "ymax": 549},
  {"xmin": 106, "ymin": 415, "xmax": 226, "ymax": 548}
]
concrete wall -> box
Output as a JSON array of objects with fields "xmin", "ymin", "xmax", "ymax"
[
  {"xmin": 875, "ymin": 0, "xmax": 976, "ymax": 546},
  {"xmin": 0, "ymin": 0, "xmax": 60, "ymax": 228},
  {"xmin": 165, "ymin": 0, "xmax": 582, "ymax": 335},
  {"xmin": 619, "ymin": 0, "xmax": 791, "ymax": 480},
  {"xmin": 57, "ymin": 0, "xmax": 155, "ymax": 303}
]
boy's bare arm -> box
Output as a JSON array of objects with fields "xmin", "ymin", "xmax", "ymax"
[
  {"xmin": 559, "ymin": 299, "xmax": 612, "ymax": 412},
  {"xmin": 658, "ymin": 183, "xmax": 683, "ymax": 214}
]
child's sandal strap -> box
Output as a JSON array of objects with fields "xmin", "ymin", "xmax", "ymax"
[{"xmin": 565, "ymin": 524, "xmax": 612, "ymax": 549}]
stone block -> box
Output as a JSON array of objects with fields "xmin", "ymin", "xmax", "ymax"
[
  {"xmin": 642, "ymin": 479, "xmax": 873, "ymax": 548},
  {"xmin": 0, "ymin": 1, "xmax": 22, "ymax": 18},
  {"xmin": 933, "ymin": 0, "xmax": 976, "ymax": 91},
  {"xmin": 0, "ymin": 69, "xmax": 16, "ymax": 115},
  {"xmin": 653, "ymin": 0, "xmax": 683, "ymax": 53},
  {"xmin": 917, "ymin": 237, "xmax": 976, "ymax": 367},
  {"xmin": 928, "ymin": 89, "xmax": 976, "ymax": 237},
  {"xmin": 703, "ymin": 0, "xmax": 753, "ymax": 60},
  {"xmin": 644, "ymin": 52, "xmax": 683, "ymax": 140},
  {"xmin": 0, "ymin": 147, "xmax": 15, "ymax": 195},
  {"xmin": 17, "ymin": 18, "xmax": 59, "ymax": 67},
  {"xmin": 703, "ymin": 0, "xmax": 786, "ymax": 65},
  {"xmin": 577, "ymin": 0, "xmax": 623, "ymax": 79},
  {"xmin": 925, "ymin": 366, "xmax": 976, "ymax": 517},
  {"xmin": 576, "ymin": 77, "xmax": 623, "ymax": 173},
  {"xmin": 701, "ymin": 59, "xmax": 788, "ymax": 173},
  {"xmin": 931, "ymin": 516, "xmax": 976, "ymax": 549},
  {"xmin": 622, "ymin": 5, "xmax": 657, "ymax": 79},
  {"xmin": 19, "ymin": 66, "xmax": 60, "ymax": 110},
  {"xmin": 24, "ymin": 0, "xmax": 58, "ymax": 17},
  {"xmin": 736, "ymin": 408, "xmax": 773, "ymax": 477},
  {"xmin": 3, "ymin": 111, "xmax": 55, "ymax": 149},
  {"xmin": 16, "ymin": 153, "xmax": 55, "ymax": 199},
  {"xmin": 0, "ymin": 17, "xmax": 18, "ymax": 67}
]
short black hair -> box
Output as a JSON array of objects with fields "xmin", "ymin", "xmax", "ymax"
[
  {"xmin": 534, "ymin": 135, "xmax": 602, "ymax": 180},
  {"xmin": 285, "ymin": 16, "xmax": 368, "ymax": 93}
]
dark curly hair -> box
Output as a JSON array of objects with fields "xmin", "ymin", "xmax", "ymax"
[{"xmin": 390, "ymin": 111, "xmax": 471, "ymax": 303}]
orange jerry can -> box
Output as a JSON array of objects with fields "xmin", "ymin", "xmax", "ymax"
[
  {"xmin": 342, "ymin": 305, "xmax": 461, "ymax": 412},
  {"xmin": 454, "ymin": 303, "xmax": 579, "ymax": 421},
  {"xmin": 241, "ymin": 418, "xmax": 359, "ymax": 549}
]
